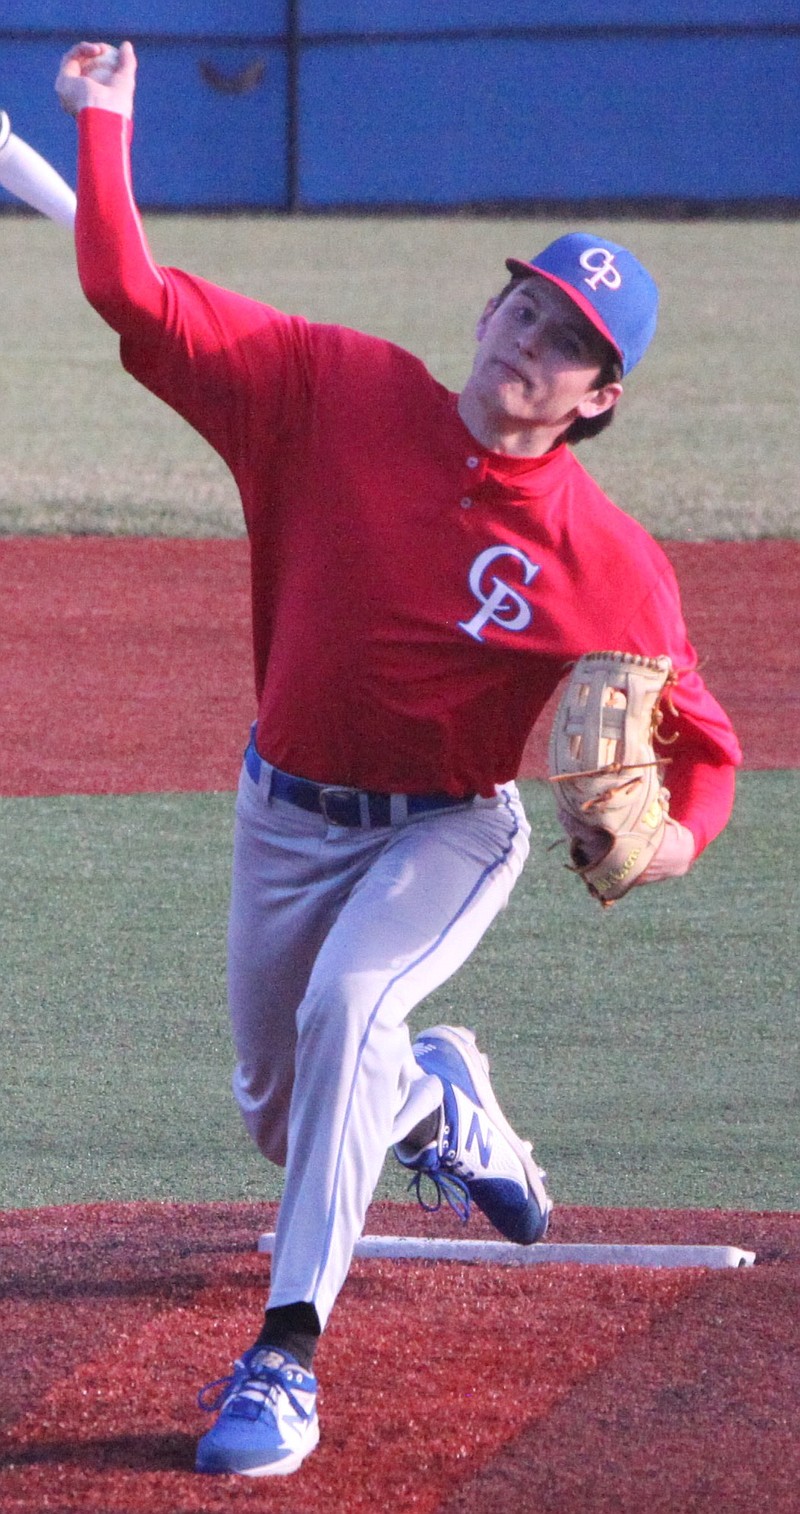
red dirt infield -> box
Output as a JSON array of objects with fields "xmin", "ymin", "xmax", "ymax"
[
  {"xmin": 1, "ymin": 537, "xmax": 797, "ymax": 796},
  {"xmin": 1, "ymin": 1201, "xmax": 798, "ymax": 1514}
]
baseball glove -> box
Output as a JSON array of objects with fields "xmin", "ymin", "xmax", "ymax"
[{"xmin": 547, "ymin": 650, "xmax": 675, "ymax": 907}]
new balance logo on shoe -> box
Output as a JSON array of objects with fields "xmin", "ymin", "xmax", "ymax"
[{"xmin": 465, "ymin": 1110, "xmax": 493, "ymax": 1168}]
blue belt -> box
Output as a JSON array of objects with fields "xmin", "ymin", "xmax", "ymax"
[{"xmin": 245, "ymin": 736, "xmax": 474, "ymax": 829}]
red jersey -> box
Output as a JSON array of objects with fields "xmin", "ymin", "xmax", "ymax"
[{"xmin": 75, "ymin": 110, "xmax": 741, "ymax": 850}]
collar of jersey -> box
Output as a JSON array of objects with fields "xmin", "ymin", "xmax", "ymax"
[{"xmin": 449, "ymin": 392, "xmax": 573, "ymax": 490}]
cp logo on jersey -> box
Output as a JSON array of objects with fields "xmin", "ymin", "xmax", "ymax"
[
  {"xmin": 458, "ymin": 544, "xmax": 540, "ymax": 643},
  {"xmin": 579, "ymin": 246, "xmax": 622, "ymax": 292}
]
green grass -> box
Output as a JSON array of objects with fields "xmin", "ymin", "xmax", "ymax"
[
  {"xmin": 1, "ymin": 775, "xmax": 796, "ymax": 1213},
  {"xmin": 1, "ymin": 214, "xmax": 799, "ymax": 538}
]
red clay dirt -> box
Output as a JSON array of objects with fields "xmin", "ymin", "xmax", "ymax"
[
  {"xmin": 1, "ymin": 1201, "xmax": 797, "ymax": 1514},
  {"xmin": 0, "ymin": 537, "xmax": 797, "ymax": 796}
]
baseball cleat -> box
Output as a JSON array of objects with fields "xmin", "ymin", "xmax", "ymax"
[
  {"xmin": 195, "ymin": 1346, "xmax": 319, "ymax": 1477},
  {"xmin": 394, "ymin": 1024, "xmax": 552, "ymax": 1244}
]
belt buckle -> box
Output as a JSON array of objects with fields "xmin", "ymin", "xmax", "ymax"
[{"xmin": 318, "ymin": 786, "xmax": 358, "ymax": 826}]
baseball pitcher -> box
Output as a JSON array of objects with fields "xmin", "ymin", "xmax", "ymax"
[{"xmin": 56, "ymin": 40, "xmax": 741, "ymax": 1479}]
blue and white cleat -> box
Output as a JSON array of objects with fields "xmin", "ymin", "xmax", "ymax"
[
  {"xmin": 394, "ymin": 1024, "xmax": 552, "ymax": 1244},
  {"xmin": 196, "ymin": 1346, "xmax": 319, "ymax": 1477}
]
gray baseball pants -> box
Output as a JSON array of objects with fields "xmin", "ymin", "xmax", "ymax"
[{"xmin": 227, "ymin": 752, "xmax": 530, "ymax": 1328}]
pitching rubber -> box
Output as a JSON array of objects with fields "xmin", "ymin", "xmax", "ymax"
[{"xmin": 258, "ymin": 1233, "xmax": 756, "ymax": 1269}]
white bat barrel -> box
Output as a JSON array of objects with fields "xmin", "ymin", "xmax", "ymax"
[{"xmin": 0, "ymin": 111, "xmax": 76, "ymax": 228}]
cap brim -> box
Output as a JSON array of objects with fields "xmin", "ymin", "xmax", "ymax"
[{"xmin": 505, "ymin": 257, "xmax": 622, "ymax": 365}]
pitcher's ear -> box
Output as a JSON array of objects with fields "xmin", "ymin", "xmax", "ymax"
[{"xmin": 575, "ymin": 381, "xmax": 623, "ymax": 420}]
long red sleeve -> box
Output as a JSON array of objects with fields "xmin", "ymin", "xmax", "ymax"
[
  {"xmin": 75, "ymin": 108, "xmax": 165, "ymax": 334},
  {"xmin": 662, "ymin": 747, "xmax": 736, "ymax": 855},
  {"xmin": 621, "ymin": 559, "xmax": 741, "ymax": 857}
]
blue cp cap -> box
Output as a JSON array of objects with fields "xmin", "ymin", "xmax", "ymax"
[{"xmin": 505, "ymin": 232, "xmax": 659, "ymax": 374}]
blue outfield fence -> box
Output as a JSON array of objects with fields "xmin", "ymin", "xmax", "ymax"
[{"xmin": 2, "ymin": 2, "xmax": 800, "ymax": 210}]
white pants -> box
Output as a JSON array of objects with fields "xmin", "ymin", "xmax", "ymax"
[{"xmin": 228, "ymin": 755, "xmax": 530, "ymax": 1329}]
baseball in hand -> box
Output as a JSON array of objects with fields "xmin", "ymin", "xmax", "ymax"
[{"xmin": 84, "ymin": 45, "xmax": 120, "ymax": 84}]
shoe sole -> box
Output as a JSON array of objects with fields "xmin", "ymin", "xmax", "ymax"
[{"xmin": 414, "ymin": 1024, "xmax": 552, "ymax": 1228}]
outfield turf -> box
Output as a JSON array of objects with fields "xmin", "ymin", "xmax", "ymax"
[
  {"xmin": 1, "ymin": 773, "xmax": 795, "ymax": 1213},
  {"xmin": 2, "ymin": 215, "xmax": 799, "ymax": 538}
]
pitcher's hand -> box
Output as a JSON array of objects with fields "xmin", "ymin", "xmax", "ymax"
[{"xmin": 56, "ymin": 40, "xmax": 136, "ymax": 120}]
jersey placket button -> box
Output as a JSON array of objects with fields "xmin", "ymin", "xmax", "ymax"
[{"xmin": 461, "ymin": 456, "xmax": 482, "ymax": 509}]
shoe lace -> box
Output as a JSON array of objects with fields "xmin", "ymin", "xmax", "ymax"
[
  {"xmin": 197, "ymin": 1361, "xmax": 312, "ymax": 1421},
  {"xmin": 198, "ymin": 1372, "xmax": 238, "ymax": 1413},
  {"xmin": 406, "ymin": 1166, "xmax": 471, "ymax": 1224}
]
